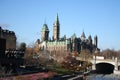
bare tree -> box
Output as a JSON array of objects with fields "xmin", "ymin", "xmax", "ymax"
[
  {"xmin": 79, "ymin": 49, "xmax": 92, "ymax": 61},
  {"xmin": 18, "ymin": 42, "xmax": 26, "ymax": 51},
  {"xmin": 102, "ymin": 49, "xmax": 117, "ymax": 59}
]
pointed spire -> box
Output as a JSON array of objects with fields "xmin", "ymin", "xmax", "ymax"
[
  {"xmin": 81, "ymin": 31, "xmax": 86, "ymax": 38},
  {"xmin": 88, "ymin": 35, "xmax": 92, "ymax": 45},
  {"xmin": 88, "ymin": 35, "xmax": 92, "ymax": 40},
  {"xmin": 71, "ymin": 33, "xmax": 77, "ymax": 39},
  {"xmin": 42, "ymin": 17, "xmax": 49, "ymax": 32},
  {"xmin": 56, "ymin": 13, "xmax": 59, "ymax": 21},
  {"xmin": 55, "ymin": 13, "xmax": 59, "ymax": 25},
  {"xmin": 81, "ymin": 31, "xmax": 86, "ymax": 41}
]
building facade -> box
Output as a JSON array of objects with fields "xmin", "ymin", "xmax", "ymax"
[
  {"xmin": 36, "ymin": 14, "xmax": 100, "ymax": 54},
  {"xmin": 0, "ymin": 27, "xmax": 16, "ymax": 49}
]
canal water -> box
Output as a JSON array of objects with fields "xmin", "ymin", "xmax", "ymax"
[{"xmin": 86, "ymin": 74, "xmax": 120, "ymax": 80}]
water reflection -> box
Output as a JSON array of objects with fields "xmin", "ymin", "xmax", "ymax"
[{"xmin": 87, "ymin": 74, "xmax": 120, "ymax": 80}]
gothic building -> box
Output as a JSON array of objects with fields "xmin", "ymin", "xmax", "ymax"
[
  {"xmin": 36, "ymin": 14, "xmax": 100, "ymax": 54},
  {"xmin": 0, "ymin": 27, "xmax": 16, "ymax": 49}
]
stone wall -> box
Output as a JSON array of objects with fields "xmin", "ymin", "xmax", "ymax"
[{"xmin": 0, "ymin": 27, "xmax": 16, "ymax": 49}]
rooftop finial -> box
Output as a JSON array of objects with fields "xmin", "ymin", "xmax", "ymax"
[
  {"xmin": 57, "ymin": 13, "xmax": 58, "ymax": 19},
  {"xmin": 54, "ymin": 13, "xmax": 60, "ymax": 26},
  {"xmin": 83, "ymin": 29, "xmax": 84, "ymax": 33},
  {"xmin": 56, "ymin": 13, "xmax": 59, "ymax": 24},
  {"xmin": 81, "ymin": 30, "xmax": 86, "ymax": 39},
  {"xmin": 44, "ymin": 17, "xmax": 46, "ymax": 24}
]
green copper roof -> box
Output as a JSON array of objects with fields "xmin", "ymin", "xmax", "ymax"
[
  {"xmin": 71, "ymin": 33, "xmax": 77, "ymax": 39},
  {"xmin": 47, "ymin": 40, "xmax": 66, "ymax": 46},
  {"xmin": 41, "ymin": 24, "xmax": 49, "ymax": 31}
]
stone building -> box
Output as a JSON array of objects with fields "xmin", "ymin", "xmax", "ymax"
[
  {"xmin": 0, "ymin": 27, "xmax": 16, "ymax": 49},
  {"xmin": 36, "ymin": 14, "xmax": 100, "ymax": 54}
]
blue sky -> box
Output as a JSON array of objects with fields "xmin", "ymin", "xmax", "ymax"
[{"xmin": 0, "ymin": 0, "xmax": 120, "ymax": 50}]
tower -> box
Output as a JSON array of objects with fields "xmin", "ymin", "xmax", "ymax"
[
  {"xmin": 88, "ymin": 35, "xmax": 92, "ymax": 45},
  {"xmin": 81, "ymin": 31, "xmax": 86, "ymax": 41},
  {"xmin": 53, "ymin": 14, "xmax": 60, "ymax": 40},
  {"xmin": 41, "ymin": 23, "xmax": 49, "ymax": 41},
  {"xmin": 94, "ymin": 35, "xmax": 98, "ymax": 48}
]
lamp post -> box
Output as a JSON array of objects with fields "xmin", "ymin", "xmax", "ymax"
[
  {"xmin": 93, "ymin": 50, "xmax": 97, "ymax": 70},
  {"xmin": 115, "ymin": 57, "xmax": 118, "ymax": 70}
]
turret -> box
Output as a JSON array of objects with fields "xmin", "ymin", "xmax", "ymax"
[
  {"xmin": 81, "ymin": 31, "xmax": 86, "ymax": 41},
  {"xmin": 88, "ymin": 35, "xmax": 92, "ymax": 45},
  {"xmin": 41, "ymin": 23, "xmax": 49, "ymax": 41},
  {"xmin": 94, "ymin": 35, "xmax": 98, "ymax": 48}
]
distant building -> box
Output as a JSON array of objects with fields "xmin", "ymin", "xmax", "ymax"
[
  {"xmin": 36, "ymin": 14, "xmax": 100, "ymax": 54},
  {"xmin": 0, "ymin": 27, "xmax": 16, "ymax": 49}
]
